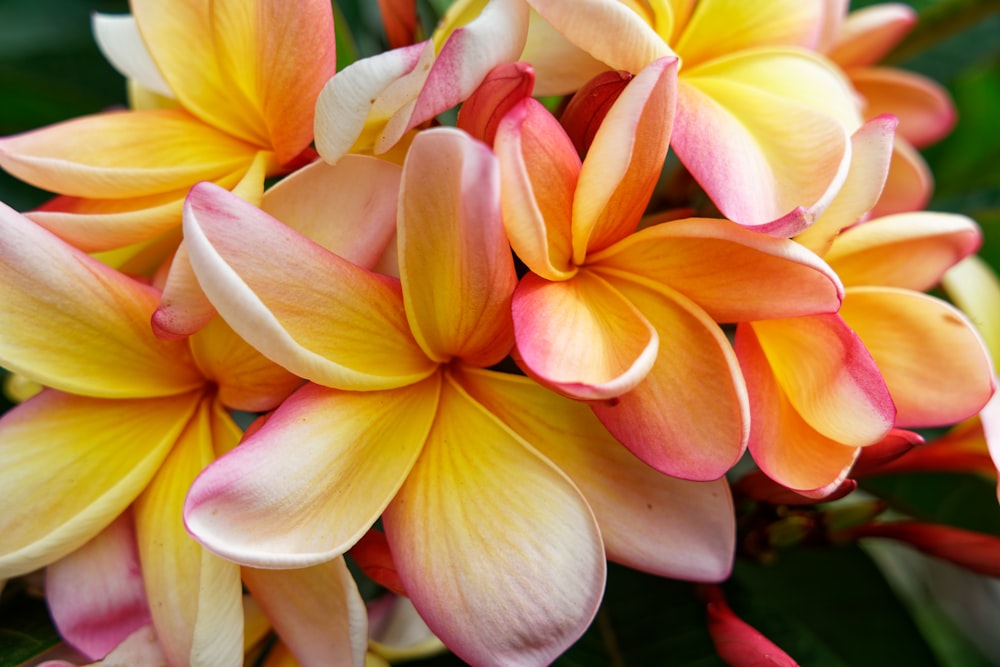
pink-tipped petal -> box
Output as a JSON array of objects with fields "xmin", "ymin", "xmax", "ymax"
[
  {"xmin": 852, "ymin": 67, "xmax": 956, "ymax": 148},
  {"xmin": 398, "ymin": 128, "xmax": 516, "ymax": 366},
  {"xmin": 796, "ymin": 115, "xmax": 897, "ymax": 256},
  {"xmin": 134, "ymin": 398, "xmax": 244, "ymax": 667},
  {"xmin": 455, "ymin": 366, "xmax": 736, "ymax": 582},
  {"xmin": 590, "ymin": 217, "xmax": 844, "ymax": 322},
  {"xmin": 704, "ymin": 588, "xmax": 798, "ymax": 667},
  {"xmin": 383, "ymin": 373, "xmax": 605, "ymax": 667},
  {"xmin": 829, "ymin": 3, "xmax": 916, "ymax": 68},
  {"xmin": 512, "ymin": 271, "xmax": 658, "ymax": 400},
  {"xmin": 826, "ymin": 212, "xmax": 981, "ymax": 291},
  {"xmin": 184, "ymin": 378, "xmax": 440, "ymax": 568},
  {"xmin": 243, "ymin": 558, "xmax": 368, "ymax": 667},
  {"xmin": 46, "ymin": 512, "xmax": 151, "ymax": 660},
  {"xmin": 736, "ymin": 323, "xmax": 862, "ymax": 494},
  {"xmin": 183, "ymin": 182, "xmax": 436, "ymax": 390},
  {"xmin": 841, "ymin": 288, "xmax": 994, "ymax": 428},
  {"xmin": 456, "ymin": 61, "xmax": 536, "ymax": 146},
  {"xmin": 0, "ymin": 203, "xmax": 202, "ymax": 397},
  {"xmin": 494, "ymin": 97, "xmax": 580, "ymax": 280},
  {"xmin": 673, "ymin": 50, "xmax": 857, "ymax": 229},
  {"xmin": 747, "ymin": 315, "xmax": 895, "ymax": 447},
  {"xmin": 573, "ymin": 56, "xmax": 677, "ymax": 258},
  {"xmin": 591, "ymin": 278, "xmax": 748, "ymax": 480},
  {"xmin": 0, "ymin": 390, "xmax": 200, "ymax": 579}
]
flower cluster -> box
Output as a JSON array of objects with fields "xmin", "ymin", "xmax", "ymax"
[{"xmin": 0, "ymin": 1, "xmax": 996, "ymax": 666}]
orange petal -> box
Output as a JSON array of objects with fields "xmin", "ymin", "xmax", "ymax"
[
  {"xmin": 512, "ymin": 271, "xmax": 658, "ymax": 400},
  {"xmin": 870, "ymin": 136, "xmax": 932, "ymax": 217},
  {"xmin": 828, "ymin": 4, "xmax": 916, "ymax": 68},
  {"xmin": 398, "ymin": 128, "xmax": 516, "ymax": 366},
  {"xmin": 851, "ymin": 67, "xmax": 956, "ymax": 148},
  {"xmin": 841, "ymin": 287, "xmax": 994, "ymax": 428}
]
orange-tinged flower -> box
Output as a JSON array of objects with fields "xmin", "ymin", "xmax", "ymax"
[
  {"xmin": 496, "ymin": 58, "xmax": 844, "ymax": 481},
  {"xmin": 521, "ymin": 0, "xmax": 861, "ymax": 230},
  {"xmin": 181, "ymin": 127, "xmax": 736, "ymax": 666},
  {"xmin": 0, "ymin": 0, "xmax": 335, "ymax": 255},
  {"xmin": 0, "ymin": 199, "xmax": 379, "ymax": 666}
]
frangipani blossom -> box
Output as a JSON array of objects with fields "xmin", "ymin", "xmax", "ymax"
[
  {"xmin": 0, "ymin": 203, "xmax": 373, "ymax": 667},
  {"xmin": 522, "ymin": 0, "xmax": 862, "ymax": 230},
  {"xmin": 0, "ymin": 0, "xmax": 335, "ymax": 254},
  {"xmin": 314, "ymin": 0, "xmax": 528, "ymax": 163},
  {"xmin": 497, "ymin": 57, "xmax": 844, "ymax": 481},
  {"xmin": 181, "ymin": 127, "xmax": 735, "ymax": 666}
]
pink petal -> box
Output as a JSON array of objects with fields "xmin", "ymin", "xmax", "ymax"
[
  {"xmin": 456, "ymin": 61, "xmax": 536, "ymax": 146},
  {"xmin": 512, "ymin": 271, "xmax": 658, "ymax": 400},
  {"xmin": 383, "ymin": 372, "xmax": 605, "ymax": 667},
  {"xmin": 46, "ymin": 512, "xmax": 151, "ymax": 660},
  {"xmin": 398, "ymin": 128, "xmax": 516, "ymax": 366},
  {"xmin": 184, "ymin": 378, "xmax": 440, "ymax": 567}
]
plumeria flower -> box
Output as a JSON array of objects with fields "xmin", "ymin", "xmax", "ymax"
[
  {"xmin": 0, "ymin": 197, "xmax": 381, "ymax": 666},
  {"xmin": 819, "ymin": 0, "xmax": 956, "ymax": 216},
  {"xmin": 180, "ymin": 127, "xmax": 735, "ymax": 666},
  {"xmin": 737, "ymin": 116, "xmax": 993, "ymax": 495},
  {"xmin": 520, "ymin": 0, "xmax": 862, "ymax": 232},
  {"xmin": 497, "ymin": 57, "xmax": 845, "ymax": 481},
  {"xmin": 314, "ymin": 0, "xmax": 529, "ymax": 163}
]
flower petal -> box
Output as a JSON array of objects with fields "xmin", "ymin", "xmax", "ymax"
[
  {"xmin": 46, "ymin": 512, "xmax": 151, "ymax": 660},
  {"xmin": 518, "ymin": 8, "xmax": 608, "ymax": 96},
  {"xmin": 184, "ymin": 377, "xmax": 440, "ymax": 567},
  {"xmin": 399, "ymin": 128, "xmax": 516, "ymax": 366},
  {"xmin": 512, "ymin": 271, "xmax": 658, "ymax": 400},
  {"xmin": 828, "ymin": 3, "xmax": 916, "ymax": 68},
  {"xmin": 0, "ymin": 204, "xmax": 203, "ymax": 397},
  {"xmin": 456, "ymin": 61, "xmax": 536, "ymax": 146},
  {"xmin": 455, "ymin": 366, "xmax": 735, "ymax": 581},
  {"xmin": 382, "ymin": 372, "xmax": 605, "ymax": 667},
  {"xmin": 735, "ymin": 323, "xmax": 861, "ymax": 494},
  {"xmin": 573, "ymin": 56, "xmax": 677, "ymax": 258},
  {"xmin": 825, "ymin": 212, "xmax": 981, "ymax": 291},
  {"xmin": 746, "ymin": 315, "xmax": 895, "ymax": 446},
  {"xmin": 243, "ymin": 558, "xmax": 368, "ymax": 667},
  {"xmin": 841, "ymin": 287, "xmax": 994, "ymax": 428},
  {"xmin": 589, "ymin": 217, "xmax": 843, "ymax": 322},
  {"xmin": 0, "ymin": 390, "xmax": 200, "ymax": 579},
  {"xmin": 590, "ymin": 279, "xmax": 748, "ymax": 480},
  {"xmin": 92, "ymin": 13, "xmax": 172, "ymax": 97},
  {"xmin": 943, "ymin": 255, "xmax": 1000, "ymax": 360},
  {"xmin": 673, "ymin": 49, "xmax": 857, "ymax": 228},
  {"xmin": 495, "ymin": 97, "xmax": 580, "ymax": 280},
  {"xmin": 183, "ymin": 182, "xmax": 436, "ymax": 390},
  {"xmin": 0, "ymin": 110, "xmax": 258, "ymax": 199},
  {"xmin": 851, "ymin": 67, "xmax": 956, "ymax": 148},
  {"xmin": 134, "ymin": 398, "xmax": 244, "ymax": 667}
]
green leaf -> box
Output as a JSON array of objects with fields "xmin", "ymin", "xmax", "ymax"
[
  {"xmin": 860, "ymin": 472, "xmax": 1000, "ymax": 537},
  {"xmin": 0, "ymin": 588, "xmax": 60, "ymax": 667}
]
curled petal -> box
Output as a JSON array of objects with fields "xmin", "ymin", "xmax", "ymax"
[
  {"xmin": 674, "ymin": 50, "xmax": 857, "ymax": 229},
  {"xmin": 841, "ymin": 288, "xmax": 994, "ymax": 428},
  {"xmin": 703, "ymin": 587, "xmax": 798, "ymax": 667},
  {"xmin": 573, "ymin": 56, "xmax": 677, "ymax": 258},
  {"xmin": 456, "ymin": 366, "xmax": 736, "ymax": 581},
  {"xmin": 851, "ymin": 67, "xmax": 956, "ymax": 148},
  {"xmin": 0, "ymin": 203, "xmax": 202, "ymax": 397},
  {"xmin": 399, "ymin": 128, "xmax": 516, "ymax": 366},
  {"xmin": 513, "ymin": 271, "xmax": 658, "ymax": 400},
  {"xmin": 456, "ymin": 61, "xmax": 536, "ymax": 146},
  {"xmin": 560, "ymin": 70, "xmax": 632, "ymax": 157},
  {"xmin": 591, "ymin": 279, "xmax": 747, "ymax": 480},
  {"xmin": 383, "ymin": 373, "xmax": 605, "ymax": 667},
  {"xmin": 243, "ymin": 558, "xmax": 368, "ymax": 667},
  {"xmin": 746, "ymin": 315, "xmax": 895, "ymax": 447},
  {"xmin": 92, "ymin": 13, "xmax": 172, "ymax": 97},
  {"xmin": 796, "ymin": 115, "xmax": 897, "ymax": 256},
  {"xmin": 0, "ymin": 390, "xmax": 200, "ymax": 579},
  {"xmin": 826, "ymin": 212, "xmax": 981, "ymax": 291},
  {"xmin": 184, "ymin": 378, "xmax": 440, "ymax": 568},
  {"xmin": 46, "ymin": 512, "xmax": 151, "ymax": 660},
  {"xmin": 495, "ymin": 97, "xmax": 580, "ymax": 280},
  {"xmin": 736, "ymin": 323, "xmax": 862, "ymax": 494},
  {"xmin": 590, "ymin": 217, "xmax": 843, "ymax": 322},
  {"xmin": 183, "ymin": 182, "xmax": 436, "ymax": 390},
  {"xmin": 134, "ymin": 399, "xmax": 244, "ymax": 667}
]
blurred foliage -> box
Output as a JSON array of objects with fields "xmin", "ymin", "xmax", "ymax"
[{"xmin": 0, "ymin": 1, "xmax": 998, "ymax": 665}]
